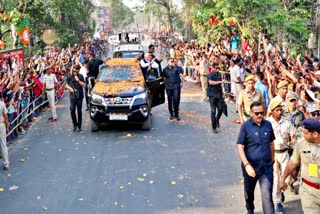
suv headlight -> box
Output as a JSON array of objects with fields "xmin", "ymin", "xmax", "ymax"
[
  {"xmin": 133, "ymin": 92, "xmax": 147, "ymax": 100},
  {"xmin": 91, "ymin": 94, "xmax": 105, "ymax": 105}
]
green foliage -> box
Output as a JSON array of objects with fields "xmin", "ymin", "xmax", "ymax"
[
  {"xmin": 110, "ymin": 0, "xmax": 134, "ymax": 31},
  {"xmin": 0, "ymin": 0, "xmax": 94, "ymax": 51},
  {"xmin": 187, "ymin": 0, "xmax": 312, "ymax": 54}
]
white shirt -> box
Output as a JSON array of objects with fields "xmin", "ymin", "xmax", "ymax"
[
  {"xmin": 231, "ymin": 64, "xmax": 241, "ymax": 83},
  {"xmin": 0, "ymin": 100, "xmax": 7, "ymax": 122},
  {"xmin": 43, "ymin": 73, "xmax": 58, "ymax": 89},
  {"xmin": 169, "ymin": 48, "xmax": 175, "ymax": 58},
  {"xmin": 79, "ymin": 66, "xmax": 87, "ymax": 79},
  {"xmin": 266, "ymin": 116, "xmax": 293, "ymax": 150}
]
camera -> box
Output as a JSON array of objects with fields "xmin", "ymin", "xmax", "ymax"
[{"xmin": 74, "ymin": 89, "xmax": 80, "ymax": 98}]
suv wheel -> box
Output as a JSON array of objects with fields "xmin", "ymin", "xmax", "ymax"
[
  {"xmin": 141, "ymin": 116, "xmax": 151, "ymax": 130},
  {"xmin": 91, "ymin": 120, "xmax": 100, "ymax": 132}
]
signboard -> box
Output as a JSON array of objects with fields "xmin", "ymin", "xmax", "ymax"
[
  {"xmin": 42, "ymin": 28, "xmax": 57, "ymax": 45},
  {"xmin": 0, "ymin": 48, "xmax": 24, "ymax": 66}
]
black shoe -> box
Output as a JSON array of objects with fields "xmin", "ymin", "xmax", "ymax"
[
  {"xmin": 78, "ymin": 128, "xmax": 82, "ymax": 132},
  {"xmin": 73, "ymin": 127, "xmax": 77, "ymax": 132},
  {"xmin": 175, "ymin": 116, "xmax": 180, "ymax": 121},
  {"xmin": 169, "ymin": 116, "xmax": 174, "ymax": 120},
  {"xmin": 3, "ymin": 164, "xmax": 9, "ymax": 170},
  {"xmin": 212, "ymin": 129, "xmax": 218, "ymax": 134},
  {"xmin": 85, "ymin": 108, "xmax": 89, "ymax": 111}
]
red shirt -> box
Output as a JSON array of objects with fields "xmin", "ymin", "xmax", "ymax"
[{"xmin": 32, "ymin": 76, "xmax": 43, "ymax": 97}]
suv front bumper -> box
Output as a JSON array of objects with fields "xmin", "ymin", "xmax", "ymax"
[{"xmin": 89, "ymin": 104, "xmax": 149, "ymax": 124}]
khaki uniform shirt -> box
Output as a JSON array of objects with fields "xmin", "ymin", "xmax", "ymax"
[
  {"xmin": 0, "ymin": 100, "xmax": 8, "ymax": 122},
  {"xmin": 267, "ymin": 116, "xmax": 293, "ymax": 150},
  {"xmin": 291, "ymin": 139, "xmax": 320, "ymax": 185},
  {"xmin": 238, "ymin": 89, "xmax": 264, "ymax": 117},
  {"xmin": 43, "ymin": 73, "xmax": 58, "ymax": 90}
]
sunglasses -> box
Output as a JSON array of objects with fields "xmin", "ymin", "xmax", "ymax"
[
  {"xmin": 253, "ymin": 111, "xmax": 264, "ymax": 116},
  {"xmin": 311, "ymin": 111, "xmax": 320, "ymax": 117}
]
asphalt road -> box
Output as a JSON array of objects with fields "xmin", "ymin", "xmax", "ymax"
[{"xmin": 0, "ymin": 80, "xmax": 303, "ymax": 214}]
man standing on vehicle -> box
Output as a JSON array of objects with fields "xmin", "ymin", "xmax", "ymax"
[
  {"xmin": 163, "ymin": 57, "xmax": 184, "ymax": 121},
  {"xmin": 66, "ymin": 65, "xmax": 86, "ymax": 132},
  {"xmin": 86, "ymin": 53, "xmax": 103, "ymax": 108}
]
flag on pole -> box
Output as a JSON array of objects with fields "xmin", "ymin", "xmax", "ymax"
[{"xmin": 17, "ymin": 18, "xmax": 30, "ymax": 45}]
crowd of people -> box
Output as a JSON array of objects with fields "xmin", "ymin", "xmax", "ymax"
[
  {"xmin": 0, "ymin": 42, "xmax": 104, "ymax": 170},
  {"xmin": 0, "ymin": 29, "xmax": 319, "ymax": 212},
  {"xmin": 166, "ymin": 31, "xmax": 320, "ymax": 213}
]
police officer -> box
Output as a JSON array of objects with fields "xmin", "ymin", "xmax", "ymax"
[
  {"xmin": 66, "ymin": 65, "xmax": 86, "ymax": 132},
  {"xmin": 280, "ymin": 118, "xmax": 320, "ymax": 213},
  {"xmin": 0, "ymin": 93, "xmax": 9, "ymax": 170},
  {"xmin": 237, "ymin": 101, "xmax": 275, "ymax": 214},
  {"xmin": 42, "ymin": 67, "xmax": 58, "ymax": 121},
  {"xmin": 238, "ymin": 75, "xmax": 265, "ymax": 124},
  {"xmin": 266, "ymin": 100, "xmax": 294, "ymax": 212},
  {"xmin": 267, "ymin": 80, "xmax": 289, "ymax": 117},
  {"xmin": 207, "ymin": 63, "xmax": 225, "ymax": 133}
]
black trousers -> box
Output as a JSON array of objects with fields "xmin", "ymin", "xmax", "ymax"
[
  {"xmin": 209, "ymin": 96, "xmax": 223, "ymax": 129},
  {"xmin": 70, "ymin": 97, "xmax": 83, "ymax": 129},
  {"xmin": 166, "ymin": 87, "xmax": 181, "ymax": 117}
]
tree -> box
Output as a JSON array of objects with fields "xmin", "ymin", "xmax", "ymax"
[
  {"xmin": 0, "ymin": 0, "xmax": 95, "ymax": 50},
  {"xmin": 190, "ymin": 0, "xmax": 311, "ymax": 54},
  {"xmin": 109, "ymin": 0, "xmax": 134, "ymax": 31}
]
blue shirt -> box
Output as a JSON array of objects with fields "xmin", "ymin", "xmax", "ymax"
[
  {"xmin": 207, "ymin": 72, "xmax": 223, "ymax": 98},
  {"xmin": 255, "ymin": 81, "xmax": 269, "ymax": 108},
  {"xmin": 237, "ymin": 118, "xmax": 275, "ymax": 173},
  {"xmin": 163, "ymin": 66, "xmax": 181, "ymax": 89},
  {"xmin": 175, "ymin": 65, "xmax": 183, "ymax": 74}
]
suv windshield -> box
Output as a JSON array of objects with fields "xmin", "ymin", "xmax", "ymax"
[
  {"xmin": 113, "ymin": 51, "xmax": 144, "ymax": 58},
  {"xmin": 98, "ymin": 65, "xmax": 142, "ymax": 83}
]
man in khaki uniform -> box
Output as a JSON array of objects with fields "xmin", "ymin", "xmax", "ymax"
[
  {"xmin": 280, "ymin": 118, "xmax": 320, "ymax": 213},
  {"xmin": 0, "ymin": 93, "xmax": 9, "ymax": 170},
  {"xmin": 42, "ymin": 67, "xmax": 58, "ymax": 121},
  {"xmin": 267, "ymin": 80, "xmax": 289, "ymax": 117},
  {"xmin": 266, "ymin": 100, "xmax": 294, "ymax": 212},
  {"xmin": 199, "ymin": 54, "xmax": 209, "ymax": 101},
  {"xmin": 238, "ymin": 75, "xmax": 265, "ymax": 124}
]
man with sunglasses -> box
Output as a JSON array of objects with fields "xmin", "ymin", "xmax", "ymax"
[
  {"xmin": 207, "ymin": 63, "xmax": 225, "ymax": 133},
  {"xmin": 163, "ymin": 57, "xmax": 184, "ymax": 121},
  {"xmin": 266, "ymin": 100, "xmax": 294, "ymax": 212},
  {"xmin": 66, "ymin": 65, "xmax": 86, "ymax": 132},
  {"xmin": 280, "ymin": 118, "xmax": 320, "ymax": 213},
  {"xmin": 237, "ymin": 101, "xmax": 275, "ymax": 214}
]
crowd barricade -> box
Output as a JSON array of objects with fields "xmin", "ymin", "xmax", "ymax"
[{"xmin": 6, "ymin": 77, "xmax": 67, "ymax": 138}]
